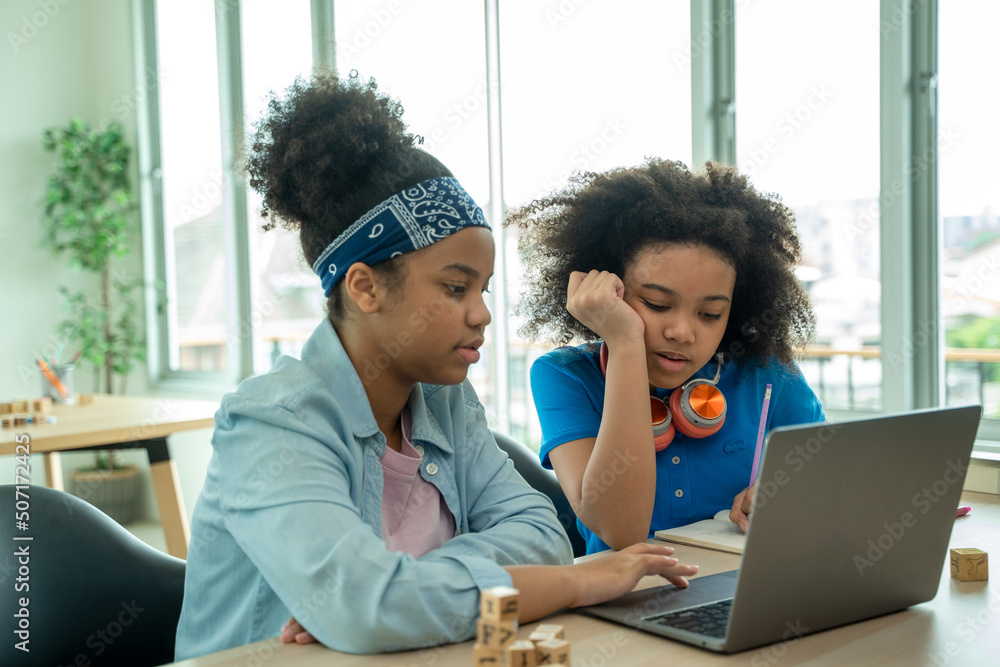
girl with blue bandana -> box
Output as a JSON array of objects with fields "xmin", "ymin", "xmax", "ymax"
[
  {"xmin": 506, "ymin": 160, "xmax": 826, "ymax": 554},
  {"xmin": 175, "ymin": 74, "xmax": 697, "ymax": 659}
]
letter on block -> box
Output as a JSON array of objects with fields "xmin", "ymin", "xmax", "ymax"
[
  {"xmin": 504, "ymin": 639, "xmax": 537, "ymax": 667},
  {"xmin": 950, "ymin": 548, "xmax": 988, "ymax": 581},
  {"xmin": 535, "ymin": 638, "xmax": 570, "ymax": 665},
  {"xmin": 481, "ymin": 585, "xmax": 520, "ymax": 622},
  {"xmin": 478, "ymin": 618, "xmax": 517, "ymax": 651},
  {"xmin": 533, "ymin": 623, "xmax": 565, "ymax": 639},
  {"xmin": 473, "ymin": 643, "xmax": 501, "ymax": 666},
  {"xmin": 528, "ymin": 630, "xmax": 556, "ymax": 644}
]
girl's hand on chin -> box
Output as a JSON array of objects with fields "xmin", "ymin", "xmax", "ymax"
[{"xmin": 566, "ymin": 270, "xmax": 645, "ymax": 344}]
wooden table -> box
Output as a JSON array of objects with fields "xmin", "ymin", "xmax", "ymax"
[
  {"xmin": 163, "ymin": 491, "xmax": 1000, "ymax": 666},
  {"xmin": 0, "ymin": 394, "xmax": 216, "ymax": 558}
]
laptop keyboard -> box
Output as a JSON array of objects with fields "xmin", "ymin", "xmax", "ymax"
[{"xmin": 646, "ymin": 599, "xmax": 732, "ymax": 638}]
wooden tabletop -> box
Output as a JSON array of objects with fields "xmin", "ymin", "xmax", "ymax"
[
  {"xmin": 165, "ymin": 491, "xmax": 1000, "ymax": 666},
  {"xmin": 0, "ymin": 394, "xmax": 217, "ymax": 454}
]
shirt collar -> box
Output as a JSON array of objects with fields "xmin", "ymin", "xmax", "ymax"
[{"xmin": 301, "ymin": 319, "xmax": 453, "ymax": 454}]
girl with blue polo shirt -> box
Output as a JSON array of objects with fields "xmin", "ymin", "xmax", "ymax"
[
  {"xmin": 174, "ymin": 76, "xmax": 698, "ymax": 659},
  {"xmin": 506, "ymin": 159, "xmax": 826, "ymax": 554}
]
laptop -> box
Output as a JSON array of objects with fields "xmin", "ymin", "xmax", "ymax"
[{"xmin": 577, "ymin": 404, "xmax": 982, "ymax": 653}]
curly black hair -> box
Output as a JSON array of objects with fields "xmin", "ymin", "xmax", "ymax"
[
  {"xmin": 504, "ymin": 158, "xmax": 815, "ymax": 369},
  {"xmin": 243, "ymin": 72, "xmax": 452, "ymax": 321}
]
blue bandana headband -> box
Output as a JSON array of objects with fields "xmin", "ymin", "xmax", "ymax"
[{"xmin": 312, "ymin": 177, "xmax": 491, "ymax": 297}]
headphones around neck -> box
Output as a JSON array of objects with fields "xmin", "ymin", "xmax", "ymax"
[{"xmin": 599, "ymin": 342, "xmax": 727, "ymax": 451}]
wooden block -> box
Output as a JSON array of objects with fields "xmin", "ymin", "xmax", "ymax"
[
  {"xmin": 481, "ymin": 585, "xmax": 519, "ymax": 622},
  {"xmin": 11, "ymin": 400, "xmax": 28, "ymax": 413},
  {"xmin": 535, "ymin": 639, "xmax": 570, "ymax": 665},
  {"xmin": 78, "ymin": 393, "xmax": 95, "ymax": 405},
  {"xmin": 477, "ymin": 618, "xmax": 517, "ymax": 651},
  {"xmin": 1, "ymin": 417, "xmax": 12, "ymax": 428},
  {"xmin": 0, "ymin": 402, "xmax": 12, "ymax": 414},
  {"xmin": 503, "ymin": 640, "xmax": 537, "ymax": 667},
  {"xmin": 31, "ymin": 396, "xmax": 52, "ymax": 413},
  {"xmin": 473, "ymin": 642, "xmax": 502, "ymax": 666},
  {"xmin": 951, "ymin": 548, "xmax": 988, "ymax": 581},
  {"xmin": 533, "ymin": 624, "xmax": 565, "ymax": 639},
  {"xmin": 13, "ymin": 416, "xmax": 28, "ymax": 426},
  {"xmin": 528, "ymin": 631, "xmax": 556, "ymax": 644}
]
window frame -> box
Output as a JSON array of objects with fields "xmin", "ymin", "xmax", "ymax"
[{"xmin": 134, "ymin": 0, "xmax": 998, "ymax": 450}]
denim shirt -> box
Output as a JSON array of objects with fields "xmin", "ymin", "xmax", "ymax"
[{"xmin": 175, "ymin": 320, "xmax": 572, "ymax": 659}]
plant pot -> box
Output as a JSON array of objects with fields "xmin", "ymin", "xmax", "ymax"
[{"xmin": 70, "ymin": 465, "xmax": 140, "ymax": 525}]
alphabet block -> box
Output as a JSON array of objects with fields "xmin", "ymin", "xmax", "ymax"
[
  {"xmin": 79, "ymin": 393, "xmax": 95, "ymax": 405},
  {"xmin": 950, "ymin": 548, "xmax": 988, "ymax": 581},
  {"xmin": 477, "ymin": 618, "xmax": 517, "ymax": 651},
  {"xmin": 473, "ymin": 643, "xmax": 502, "ymax": 666},
  {"xmin": 532, "ymin": 624, "xmax": 565, "ymax": 639},
  {"xmin": 31, "ymin": 396, "xmax": 52, "ymax": 413},
  {"xmin": 0, "ymin": 402, "xmax": 12, "ymax": 414},
  {"xmin": 11, "ymin": 400, "xmax": 28, "ymax": 413},
  {"xmin": 535, "ymin": 639, "xmax": 570, "ymax": 665},
  {"xmin": 527, "ymin": 631, "xmax": 555, "ymax": 644},
  {"xmin": 481, "ymin": 585, "xmax": 519, "ymax": 622},
  {"xmin": 503, "ymin": 640, "xmax": 537, "ymax": 667}
]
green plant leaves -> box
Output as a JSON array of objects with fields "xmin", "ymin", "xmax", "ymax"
[{"xmin": 41, "ymin": 118, "xmax": 154, "ymax": 395}]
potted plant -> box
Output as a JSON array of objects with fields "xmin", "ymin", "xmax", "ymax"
[{"xmin": 41, "ymin": 117, "xmax": 152, "ymax": 523}]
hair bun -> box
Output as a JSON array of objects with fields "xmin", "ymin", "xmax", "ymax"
[{"xmin": 245, "ymin": 73, "xmax": 417, "ymax": 232}]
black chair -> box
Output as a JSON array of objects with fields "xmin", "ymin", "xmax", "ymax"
[
  {"xmin": 492, "ymin": 430, "xmax": 588, "ymax": 558},
  {"xmin": 0, "ymin": 484, "xmax": 185, "ymax": 667}
]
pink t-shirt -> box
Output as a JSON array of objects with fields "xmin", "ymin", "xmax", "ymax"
[{"xmin": 380, "ymin": 408, "xmax": 455, "ymax": 557}]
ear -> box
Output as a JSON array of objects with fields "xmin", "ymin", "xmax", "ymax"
[{"xmin": 342, "ymin": 262, "xmax": 381, "ymax": 314}]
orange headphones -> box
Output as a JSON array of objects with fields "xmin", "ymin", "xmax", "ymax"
[{"xmin": 599, "ymin": 342, "xmax": 727, "ymax": 451}]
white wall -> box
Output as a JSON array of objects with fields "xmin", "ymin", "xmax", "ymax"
[{"xmin": 0, "ymin": 0, "xmax": 215, "ymax": 529}]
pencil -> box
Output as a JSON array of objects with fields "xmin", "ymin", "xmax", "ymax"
[
  {"xmin": 37, "ymin": 358, "xmax": 69, "ymax": 400},
  {"xmin": 749, "ymin": 384, "xmax": 772, "ymax": 487}
]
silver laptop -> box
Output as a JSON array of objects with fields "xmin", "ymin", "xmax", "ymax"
[{"xmin": 577, "ymin": 405, "xmax": 982, "ymax": 653}]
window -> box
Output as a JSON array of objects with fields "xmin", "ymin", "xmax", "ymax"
[
  {"xmin": 735, "ymin": 1, "xmax": 882, "ymax": 412},
  {"xmin": 136, "ymin": 1, "xmax": 995, "ymax": 451},
  {"xmin": 940, "ymin": 1, "xmax": 1000, "ymax": 425},
  {"xmin": 240, "ymin": 0, "xmax": 315, "ymax": 375},
  {"xmin": 499, "ymin": 0, "xmax": 692, "ymax": 444},
  {"xmin": 154, "ymin": 0, "xmax": 226, "ymax": 373}
]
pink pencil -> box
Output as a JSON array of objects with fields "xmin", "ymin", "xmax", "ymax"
[{"xmin": 749, "ymin": 384, "xmax": 772, "ymax": 487}]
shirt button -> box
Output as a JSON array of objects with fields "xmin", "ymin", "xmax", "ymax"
[
  {"xmin": 414, "ymin": 445, "xmax": 424, "ymax": 457},
  {"xmin": 675, "ymin": 489, "xmax": 684, "ymax": 498},
  {"xmin": 426, "ymin": 463, "xmax": 438, "ymax": 475},
  {"xmin": 671, "ymin": 456, "xmax": 680, "ymax": 465}
]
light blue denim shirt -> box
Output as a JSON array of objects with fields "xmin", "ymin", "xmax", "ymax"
[{"xmin": 175, "ymin": 319, "xmax": 572, "ymax": 659}]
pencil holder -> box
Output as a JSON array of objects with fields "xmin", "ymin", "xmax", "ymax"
[{"xmin": 38, "ymin": 362, "xmax": 75, "ymax": 404}]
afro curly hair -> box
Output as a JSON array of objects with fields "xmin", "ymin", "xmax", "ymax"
[
  {"xmin": 243, "ymin": 72, "xmax": 452, "ymax": 321},
  {"xmin": 505, "ymin": 158, "xmax": 815, "ymax": 370}
]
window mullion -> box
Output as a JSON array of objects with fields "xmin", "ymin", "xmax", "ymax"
[
  {"xmin": 911, "ymin": 0, "xmax": 941, "ymax": 408},
  {"xmin": 132, "ymin": 0, "xmax": 168, "ymax": 384},
  {"xmin": 311, "ymin": 0, "xmax": 336, "ymax": 74},
  {"xmin": 690, "ymin": 0, "xmax": 735, "ymax": 166},
  {"xmin": 485, "ymin": 0, "xmax": 509, "ymax": 433},
  {"xmin": 215, "ymin": 1, "xmax": 254, "ymax": 384}
]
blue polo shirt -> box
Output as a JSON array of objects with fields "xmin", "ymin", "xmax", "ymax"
[{"xmin": 531, "ymin": 342, "xmax": 826, "ymax": 553}]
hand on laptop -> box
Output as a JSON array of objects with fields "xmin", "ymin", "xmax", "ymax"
[
  {"xmin": 567, "ymin": 543, "xmax": 700, "ymax": 608},
  {"xmin": 730, "ymin": 482, "xmax": 756, "ymax": 532}
]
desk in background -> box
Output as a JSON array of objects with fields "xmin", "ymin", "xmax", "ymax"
[
  {"xmin": 163, "ymin": 491, "xmax": 1000, "ymax": 666},
  {"xmin": 0, "ymin": 394, "xmax": 216, "ymax": 559}
]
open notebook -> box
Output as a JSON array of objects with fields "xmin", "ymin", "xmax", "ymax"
[{"xmin": 654, "ymin": 510, "xmax": 746, "ymax": 554}]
